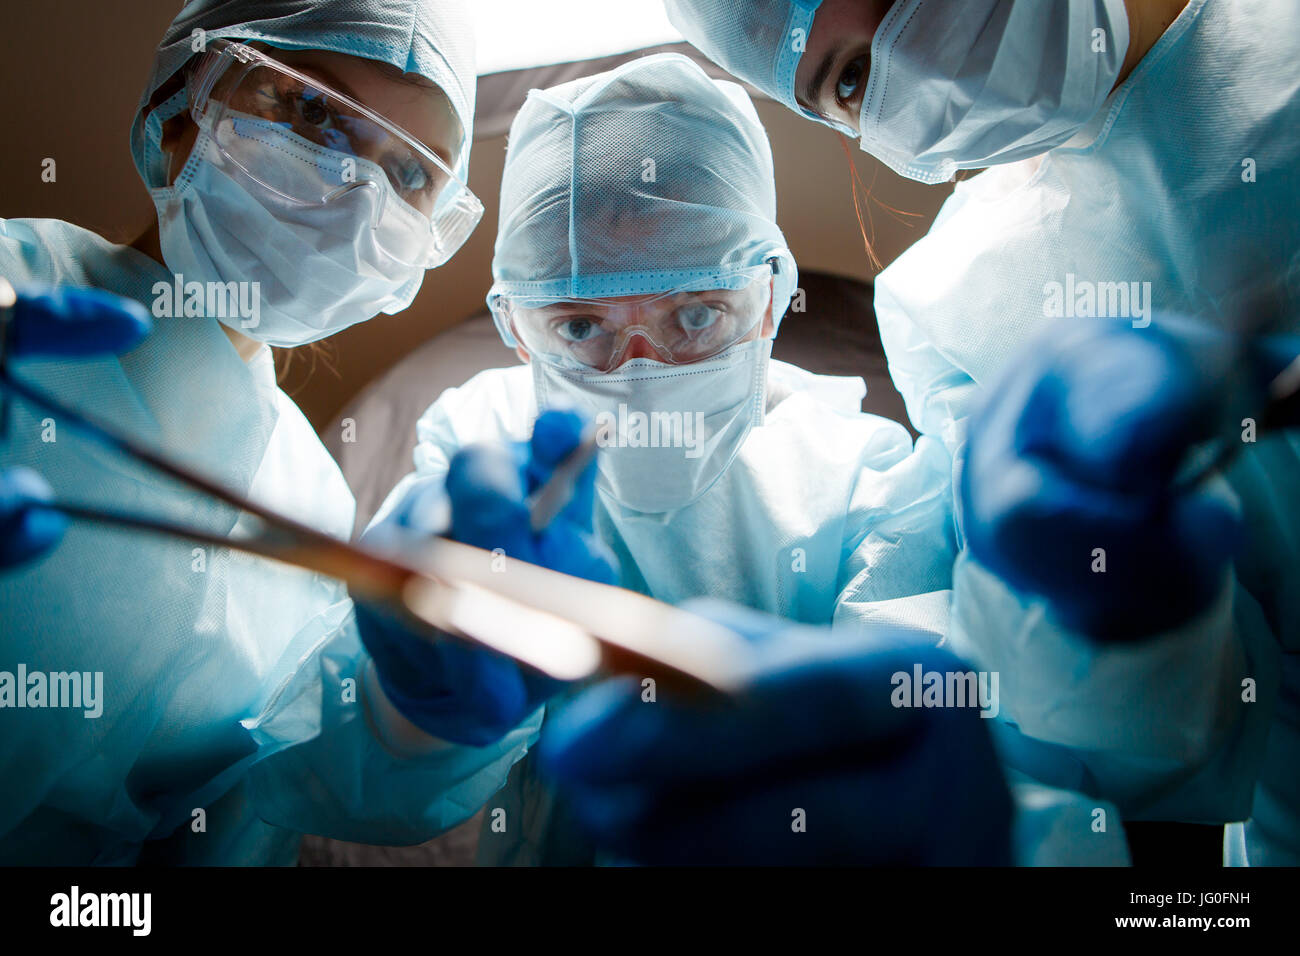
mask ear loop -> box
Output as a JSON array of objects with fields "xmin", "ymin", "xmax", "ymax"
[
  {"xmin": 176, "ymin": 42, "xmax": 245, "ymax": 142},
  {"xmin": 143, "ymin": 48, "xmax": 238, "ymax": 192},
  {"xmin": 141, "ymin": 85, "xmax": 192, "ymax": 189}
]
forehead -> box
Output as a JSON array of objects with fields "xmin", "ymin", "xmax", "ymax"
[{"xmin": 266, "ymin": 47, "xmax": 465, "ymax": 166}]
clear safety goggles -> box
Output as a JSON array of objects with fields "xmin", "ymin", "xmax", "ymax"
[
  {"xmin": 496, "ymin": 265, "xmax": 775, "ymax": 372},
  {"xmin": 184, "ymin": 39, "xmax": 483, "ymax": 268}
]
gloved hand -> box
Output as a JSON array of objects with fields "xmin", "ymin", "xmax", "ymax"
[
  {"xmin": 355, "ymin": 409, "xmax": 618, "ymax": 747},
  {"xmin": 4, "ymin": 285, "xmax": 153, "ymax": 358},
  {"xmin": 0, "ymin": 282, "xmax": 151, "ymax": 568},
  {"xmin": 0, "ymin": 467, "xmax": 66, "ymax": 569},
  {"xmin": 540, "ymin": 600, "xmax": 1014, "ymax": 865},
  {"xmin": 961, "ymin": 318, "xmax": 1298, "ymax": 640}
]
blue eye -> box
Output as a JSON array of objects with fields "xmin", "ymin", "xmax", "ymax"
[
  {"xmin": 556, "ymin": 318, "xmax": 600, "ymax": 343},
  {"xmin": 388, "ymin": 157, "xmax": 430, "ymax": 194},
  {"xmin": 836, "ymin": 56, "xmax": 868, "ymax": 106},
  {"xmin": 678, "ymin": 303, "xmax": 721, "ymax": 333}
]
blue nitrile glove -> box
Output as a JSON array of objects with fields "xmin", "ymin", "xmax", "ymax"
[
  {"xmin": 539, "ymin": 600, "xmax": 1014, "ymax": 865},
  {"xmin": 0, "ymin": 283, "xmax": 152, "ymax": 568},
  {"xmin": 355, "ymin": 409, "xmax": 618, "ymax": 747},
  {"xmin": 0, "ymin": 467, "xmax": 66, "ymax": 569},
  {"xmin": 962, "ymin": 318, "xmax": 1298, "ymax": 641},
  {"xmin": 6, "ymin": 285, "xmax": 152, "ymax": 358}
]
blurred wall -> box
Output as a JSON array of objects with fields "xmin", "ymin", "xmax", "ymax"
[{"xmin": 0, "ymin": 1, "xmax": 954, "ymax": 431}]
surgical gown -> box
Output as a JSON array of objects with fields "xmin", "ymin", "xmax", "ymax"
[
  {"xmin": 0, "ymin": 218, "xmax": 539, "ymax": 865},
  {"xmin": 872, "ymin": 0, "xmax": 1299, "ymax": 862}
]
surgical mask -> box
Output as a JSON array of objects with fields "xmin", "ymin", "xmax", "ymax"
[
  {"xmin": 150, "ymin": 108, "xmax": 428, "ymax": 347},
  {"xmin": 532, "ymin": 338, "xmax": 772, "ymax": 514},
  {"xmin": 857, "ymin": 0, "xmax": 1130, "ymax": 184}
]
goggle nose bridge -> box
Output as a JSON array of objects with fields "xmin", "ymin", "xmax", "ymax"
[{"xmin": 604, "ymin": 326, "xmax": 676, "ymax": 369}]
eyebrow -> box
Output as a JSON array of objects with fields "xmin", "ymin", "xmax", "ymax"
[
  {"xmin": 532, "ymin": 302, "xmax": 602, "ymax": 315},
  {"xmin": 530, "ymin": 290, "xmax": 731, "ymax": 316},
  {"xmin": 280, "ymin": 56, "xmax": 459, "ymax": 166},
  {"xmin": 802, "ymin": 42, "xmax": 844, "ymax": 112},
  {"xmin": 279, "ymin": 56, "xmax": 363, "ymax": 103}
]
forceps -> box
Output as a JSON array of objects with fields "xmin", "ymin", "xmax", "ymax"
[{"xmin": 0, "ymin": 359, "xmax": 755, "ymax": 694}]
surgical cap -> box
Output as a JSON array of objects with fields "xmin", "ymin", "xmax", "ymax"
[
  {"xmin": 488, "ymin": 53, "xmax": 798, "ymax": 346},
  {"xmin": 130, "ymin": 0, "xmax": 477, "ymax": 189},
  {"xmin": 664, "ymin": 0, "xmax": 835, "ymax": 127}
]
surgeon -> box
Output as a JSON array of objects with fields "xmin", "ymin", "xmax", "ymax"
[
  {"xmin": 661, "ymin": 0, "xmax": 1300, "ymax": 864},
  {"xmin": 0, "ymin": 0, "xmax": 546, "ymax": 865},
  {"xmin": 366, "ymin": 53, "xmax": 962, "ymax": 864}
]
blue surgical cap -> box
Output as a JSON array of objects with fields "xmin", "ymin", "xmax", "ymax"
[
  {"xmin": 130, "ymin": 0, "xmax": 477, "ymax": 189},
  {"xmin": 488, "ymin": 53, "xmax": 798, "ymax": 347},
  {"xmin": 665, "ymin": 0, "xmax": 839, "ymax": 127}
]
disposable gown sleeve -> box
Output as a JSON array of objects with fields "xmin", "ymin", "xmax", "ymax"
[
  {"xmin": 822, "ymin": 420, "xmax": 1132, "ymax": 862},
  {"xmin": 873, "ymin": 269, "xmax": 1277, "ymax": 825},
  {"xmin": 831, "ymin": 430, "xmax": 957, "ymax": 646},
  {"xmin": 244, "ymin": 375, "xmax": 545, "ymax": 844},
  {"xmin": 951, "ymin": 551, "xmax": 1277, "ymax": 824},
  {"xmin": 244, "ymin": 604, "xmax": 542, "ymax": 845},
  {"xmin": 873, "ymin": 270, "xmax": 981, "ymax": 460},
  {"xmin": 247, "ymin": 378, "xmax": 540, "ymax": 844}
]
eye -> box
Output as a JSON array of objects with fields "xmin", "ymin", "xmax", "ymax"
[
  {"xmin": 555, "ymin": 317, "xmax": 601, "ymax": 343},
  {"xmin": 677, "ymin": 303, "xmax": 722, "ymax": 333},
  {"xmin": 387, "ymin": 156, "xmax": 431, "ymax": 194},
  {"xmin": 835, "ymin": 55, "xmax": 869, "ymax": 108},
  {"xmin": 295, "ymin": 88, "xmax": 336, "ymax": 129}
]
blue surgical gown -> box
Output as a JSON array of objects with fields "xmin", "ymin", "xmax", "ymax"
[{"xmin": 0, "ymin": 218, "xmax": 539, "ymax": 865}]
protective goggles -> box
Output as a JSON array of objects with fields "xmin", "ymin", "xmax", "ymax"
[
  {"xmin": 495, "ymin": 265, "xmax": 775, "ymax": 372},
  {"xmin": 184, "ymin": 40, "xmax": 483, "ymax": 268}
]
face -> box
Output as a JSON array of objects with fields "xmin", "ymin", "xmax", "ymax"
[
  {"xmin": 513, "ymin": 279, "xmax": 776, "ymax": 371},
  {"xmin": 794, "ymin": 0, "xmax": 898, "ymax": 131},
  {"xmin": 161, "ymin": 46, "xmax": 464, "ymax": 205}
]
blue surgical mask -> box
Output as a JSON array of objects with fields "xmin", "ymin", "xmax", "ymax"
[
  {"xmin": 857, "ymin": 0, "xmax": 1130, "ymax": 184},
  {"xmin": 150, "ymin": 110, "xmax": 427, "ymax": 347},
  {"xmin": 533, "ymin": 338, "xmax": 772, "ymax": 514}
]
